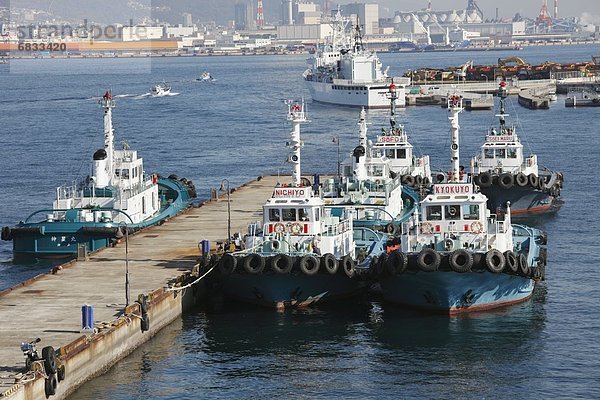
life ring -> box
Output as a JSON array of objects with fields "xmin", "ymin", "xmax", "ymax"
[
  {"xmin": 274, "ymin": 223, "xmax": 286, "ymax": 234},
  {"xmin": 321, "ymin": 253, "xmax": 338, "ymax": 274},
  {"xmin": 485, "ymin": 249, "xmax": 505, "ymax": 273},
  {"xmin": 386, "ymin": 250, "xmax": 407, "ymax": 275},
  {"xmin": 420, "ymin": 222, "xmax": 434, "ymax": 234},
  {"xmin": 470, "ymin": 221, "xmax": 484, "ymax": 234},
  {"xmin": 243, "ymin": 253, "xmax": 265, "ymax": 274},
  {"xmin": 270, "ymin": 254, "xmax": 293, "ymax": 274},
  {"xmin": 504, "ymin": 250, "xmax": 518, "ymax": 274},
  {"xmin": 515, "ymin": 173, "xmax": 528, "ymax": 187},
  {"xmin": 299, "ymin": 255, "xmax": 320, "ymax": 276},
  {"xmin": 218, "ymin": 253, "xmax": 237, "ymax": 275},
  {"xmin": 290, "ymin": 222, "xmax": 303, "ymax": 235},
  {"xmin": 42, "ymin": 346, "xmax": 57, "ymax": 375},
  {"xmin": 498, "ymin": 173, "xmax": 514, "ymax": 189},
  {"xmin": 341, "ymin": 255, "xmax": 356, "ymax": 278},
  {"xmin": 449, "ymin": 249, "xmax": 473, "ymax": 273},
  {"xmin": 477, "ymin": 172, "xmax": 493, "ymax": 188},
  {"xmin": 417, "ymin": 248, "xmax": 440, "ymax": 272}
]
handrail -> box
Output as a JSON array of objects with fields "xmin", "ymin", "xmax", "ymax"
[{"xmin": 24, "ymin": 208, "xmax": 135, "ymax": 224}]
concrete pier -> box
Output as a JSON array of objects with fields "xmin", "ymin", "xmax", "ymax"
[
  {"xmin": 0, "ymin": 176, "xmax": 279, "ymax": 400},
  {"xmin": 518, "ymin": 89, "xmax": 551, "ymax": 109}
]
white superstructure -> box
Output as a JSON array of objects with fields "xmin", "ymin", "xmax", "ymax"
[
  {"xmin": 303, "ymin": 11, "xmax": 409, "ymax": 108},
  {"xmin": 53, "ymin": 92, "xmax": 161, "ymax": 224}
]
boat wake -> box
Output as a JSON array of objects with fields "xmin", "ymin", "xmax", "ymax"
[{"xmin": 135, "ymin": 92, "xmax": 180, "ymax": 99}]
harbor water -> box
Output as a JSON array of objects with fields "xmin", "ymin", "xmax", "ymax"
[{"xmin": 1, "ymin": 46, "xmax": 599, "ymax": 398}]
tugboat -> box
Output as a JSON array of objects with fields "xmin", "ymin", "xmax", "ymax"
[
  {"xmin": 211, "ymin": 100, "xmax": 388, "ymax": 309},
  {"xmin": 150, "ymin": 82, "xmax": 171, "ymax": 97},
  {"xmin": 196, "ymin": 71, "xmax": 215, "ymax": 82},
  {"xmin": 370, "ymin": 83, "xmax": 432, "ymax": 189},
  {"xmin": 470, "ymin": 82, "xmax": 563, "ymax": 216},
  {"xmin": 374, "ymin": 96, "xmax": 548, "ymax": 314},
  {"xmin": 320, "ymin": 90, "xmax": 420, "ymax": 236},
  {"xmin": 303, "ymin": 11, "xmax": 410, "ymax": 108},
  {"xmin": 1, "ymin": 91, "xmax": 195, "ymax": 258}
]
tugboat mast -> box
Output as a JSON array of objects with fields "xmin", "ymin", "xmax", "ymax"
[
  {"xmin": 448, "ymin": 95, "xmax": 464, "ymax": 183},
  {"xmin": 388, "ymin": 82, "xmax": 397, "ymax": 130},
  {"xmin": 99, "ymin": 91, "xmax": 116, "ymax": 183},
  {"xmin": 498, "ymin": 81, "xmax": 508, "ymax": 128},
  {"xmin": 287, "ymin": 99, "xmax": 307, "ymax": 186}
]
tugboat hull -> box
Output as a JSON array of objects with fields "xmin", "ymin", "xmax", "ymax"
[
  {"xmin": 5, "ymin": 178, "xmax": 192, "ymax": 259},
  {"xmin": 380, "ymin": 271, "xmax": 534, "ymax": 314},
  {"xmin": 217, "ymin": 271, "xmax": 365, "ymax": 309},
  {"xmin": 479, "ymin": 185, "xmax": 562, "ymax": 216}
]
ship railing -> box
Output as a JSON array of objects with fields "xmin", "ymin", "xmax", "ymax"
[{"xmin": 323, "ymin": 219, "xmax": 351, "ymax": 237}]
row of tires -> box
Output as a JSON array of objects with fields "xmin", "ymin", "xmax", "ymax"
[
  {"xmin": 168, "ymin": 174, "xmax": 197, "ymax": 199},
  {"xmin": 217, "ymin": 253, "xmax": 358, "ymax": 278},
  {"xmin": 473, "ymin": 171, "xmax": 561, "ymax": 196},
  {"xmin": 401, "ymin": 174, "xmax": 430, "ymax": 187},
  {"xmin": 371, "ymin": 248, "xmax": 546, "ymax": 280},
  {"xmin": 36, "ymin": 346, "xmax": 66, "ymax": 397}
]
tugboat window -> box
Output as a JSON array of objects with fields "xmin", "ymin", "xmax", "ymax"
[
  {"xmin": 268, "ymin": 209, "xmax": 280, "ymax": 222},
  {"xmin": 496, "ymin": 149, "xmax": 506, "ymax": 158},
  {"xmin": 427, "ymin": 206, "xmax": 442, "ymax": 221},
  {"xmin": 121, "ymin": 169, "xmax": 130, "ymax": 179},
  {"xmin": 397, "ymin": 149, "xmax": 407, "ymax": 159},
  {"xmin": 484, "ymin": 149, "xmax": 494, "ymax": 159},
  {"xmin": 315, "ymin": 209, "xmax": 320, "ymax": 221},
  {"xmin": 282, "ymin": 208, "xmax": 296, "ymax": 222},
  {"xmin": 445, "ymin": 205, "xmax": 461, "ymax": 220},
  {"xmin": 462, "ymin": 204, "xmax": 479, "ymax": 220},
  {"xmin": 507, "ymin": 148, "xmax": 518, "ymax": 158},
  {"xmin": 299, "ymin": 208, "xmax": 310, "ymax": 221},
  {"xmin": 386, "ymin": 149, "xmax": 395, "ymax": 158}
]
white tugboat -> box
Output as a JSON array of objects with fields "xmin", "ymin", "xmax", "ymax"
[
  {"xmin": 371, "ymin": 83, "xmax": 432, "ymax": 187},
  {"xmin": 196, "ymin": 71, "xmax": 215, "ymax": 82},
  {"xmin": 320, "ymin": 100, "xmax": 419, "ymax": 236},
  {"xmin": 1, "ymin": 91, "xmax": 194, "ymax": 257},
  {"xmin": 150, "ymin": 82, "xmax": 171, "ymax": 97},
  {"xmin": 470, "ymin": 82, "xmax": 563, "ymax": 216},
  {"xmin": 374, "ymin": 96, "xmax": 548, "ymax": 314},
  {"xmin": 303, "ymin": 11, "xmax": 409, "ymax": 108},
  {"xmin": 211, "ymin": 100, "xmax": 388, "ymax": 309}
]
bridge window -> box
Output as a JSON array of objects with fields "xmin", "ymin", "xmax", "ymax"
[
  {"xmin": 445, "ymin": 204, "xmax": 461, "ymax": 220},
  {"xmin": 386, "ymin": 149, "xmax": 395, "ymax": 158},
  {"xmin": 507, "ymin": 148, "xmax": 517, "ymax": 158},
  {"xmin": 426, "ymin": 205, "xmax": 442, "ymax": 221},
  {"xmin": 462, "ymin": 204, "xmax": 479, "ymax": 220},
  {"xmin": 282, "ymin": 208, "xmax": 296, "ymax": 222},
  {"xmin": 484, "ymin": 149, "xmax": 494, "ymax": 159},
  {"xmin": 397, "ymin": 149, "xmax": 407, "ymax": 159},
  {"xmin": 299, "ymin": 208, "xmax": 310, "ymax": 221},
  {"xmin": 268, "ymin": 209, "xmax": 280, "ymax": 222},
  {"xmin": 496, "ymin": 149, "xmax": 506, "ymax": 158}
]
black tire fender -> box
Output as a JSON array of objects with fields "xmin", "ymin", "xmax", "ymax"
[
  {"xmin": 485, "ymin": 249, "xmax": 505, "ymax": 273},
  {"xmin": 299, "ymin": 255, "xmax": 320, "ymax": 276},
  {"xmin": 498, "ymin": 173, "xmax": 514, "ymax": 189},
  {"xmin": 449, "ymin": 249, "xmax": 473, "ymax": 273},
  {"xmin": 243, "ymin": 254, "xmax": 265, "ymax": 274},
  {"xmin": 417, "ymin": 248, "xmax": 441, "ymax": 272},
  {"xmin": 218, "ymin": 253, "xmax": 237, "ymax": 275},
  {"xmin": 504, "ymin": 250, "xmax": 518, "ymax": 274},
  {"xmin": 42, "ymin": 346, "xmax": 57, "ymax": 375},
  {"xmin": 270, "ymin": 254, "xmax": 293, "ymax": 274},
  {"xmin": 321, "ymin": 253, "xmax": 338, "ymax": 275},
  {"xmin": 44, "ymin": 374, "xmax": 58, "ymax": 397},
  {"xmin": 515, "ymin": 173, "xmax": 528, "ymax": 187},
  {"xmin": 478, "ymin": 172, "xmax": 493, "ymax": 188},
  {"xmin": 341, "ymin": 255, "xmax": 356, "ymax": 278}
]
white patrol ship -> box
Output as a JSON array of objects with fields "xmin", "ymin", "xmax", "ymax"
[
  {"xmin": 470, "ymin": 82, "xmax": 563, "ymax": 216},
  {"xmin": 374, "ymin": 96, "xmax": 548, "ymax": 314},
  {"xmin": 303, "ymin": 11, "xmax": 409, "ymax": 109},
  {"xmin": 212, "ymin": 100, "xmax": 388, "ymax": 309}
]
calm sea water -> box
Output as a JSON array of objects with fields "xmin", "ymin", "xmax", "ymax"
[{"xmin": 1, "ymin": 45, "xmax": 599, "ymax": 398}]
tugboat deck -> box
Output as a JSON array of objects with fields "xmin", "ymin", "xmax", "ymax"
[{"xmin": 0, "ymin": 175, "xmax": 279, "ymax": 396}]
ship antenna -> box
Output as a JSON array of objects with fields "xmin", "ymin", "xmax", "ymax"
[
  {"xmin": 99, "ymin": 90, "xmax": 116, "ymax": 183},
  {"xmin": 387, "ymin": 81, "xmax": 397, "ymax": 131},
  {"xmin": 447, "ymin": 94, "xmax": 464, "ymax": 183},
  {"xmin": 286, "ymin": 99, "xmax": 307, "ymax": 187}
]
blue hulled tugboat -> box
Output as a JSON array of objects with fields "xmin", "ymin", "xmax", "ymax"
[
  {"xmin": 1, "ymin": 91, "xmax": 195, "ymax": 258},
  {"xmin": 470, "ymin": 82, "xmax": 563, "ymax": 216},
  {"xmin": 212, "ymin": 100, "xmax": 388, "ymax": 309},
  {"xmin": 374, "ymin": 96, "xmax": 548, "ymax": 314}
]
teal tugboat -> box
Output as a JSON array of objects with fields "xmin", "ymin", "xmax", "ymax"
[
  {"xmin": 212, "ymin": 100, "xmax": 388, "ymax": 308},
  {"xmin": 374, "ymin": 96, "xmax": 548, "ymax": 314},
  {"xmin": 1, "ymin": 91, "xmax": 195, "ymax": 258}
]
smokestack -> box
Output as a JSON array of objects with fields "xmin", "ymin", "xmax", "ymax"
[
  {"xmin": 554, "ymin": 0, "xmax": 558, "ymax": 20},
  {"xmin": 496, "ymin": 7, "xmax": 499, "ymax": 21}
]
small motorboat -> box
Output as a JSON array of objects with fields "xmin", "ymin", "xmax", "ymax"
[
  {"xmin": 151, "ymin": 82, "xmax": 171, "ymax": 97},
  {"xmin": 197, "ymin": 71, "xmax": 215, "ymax": 82}
]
